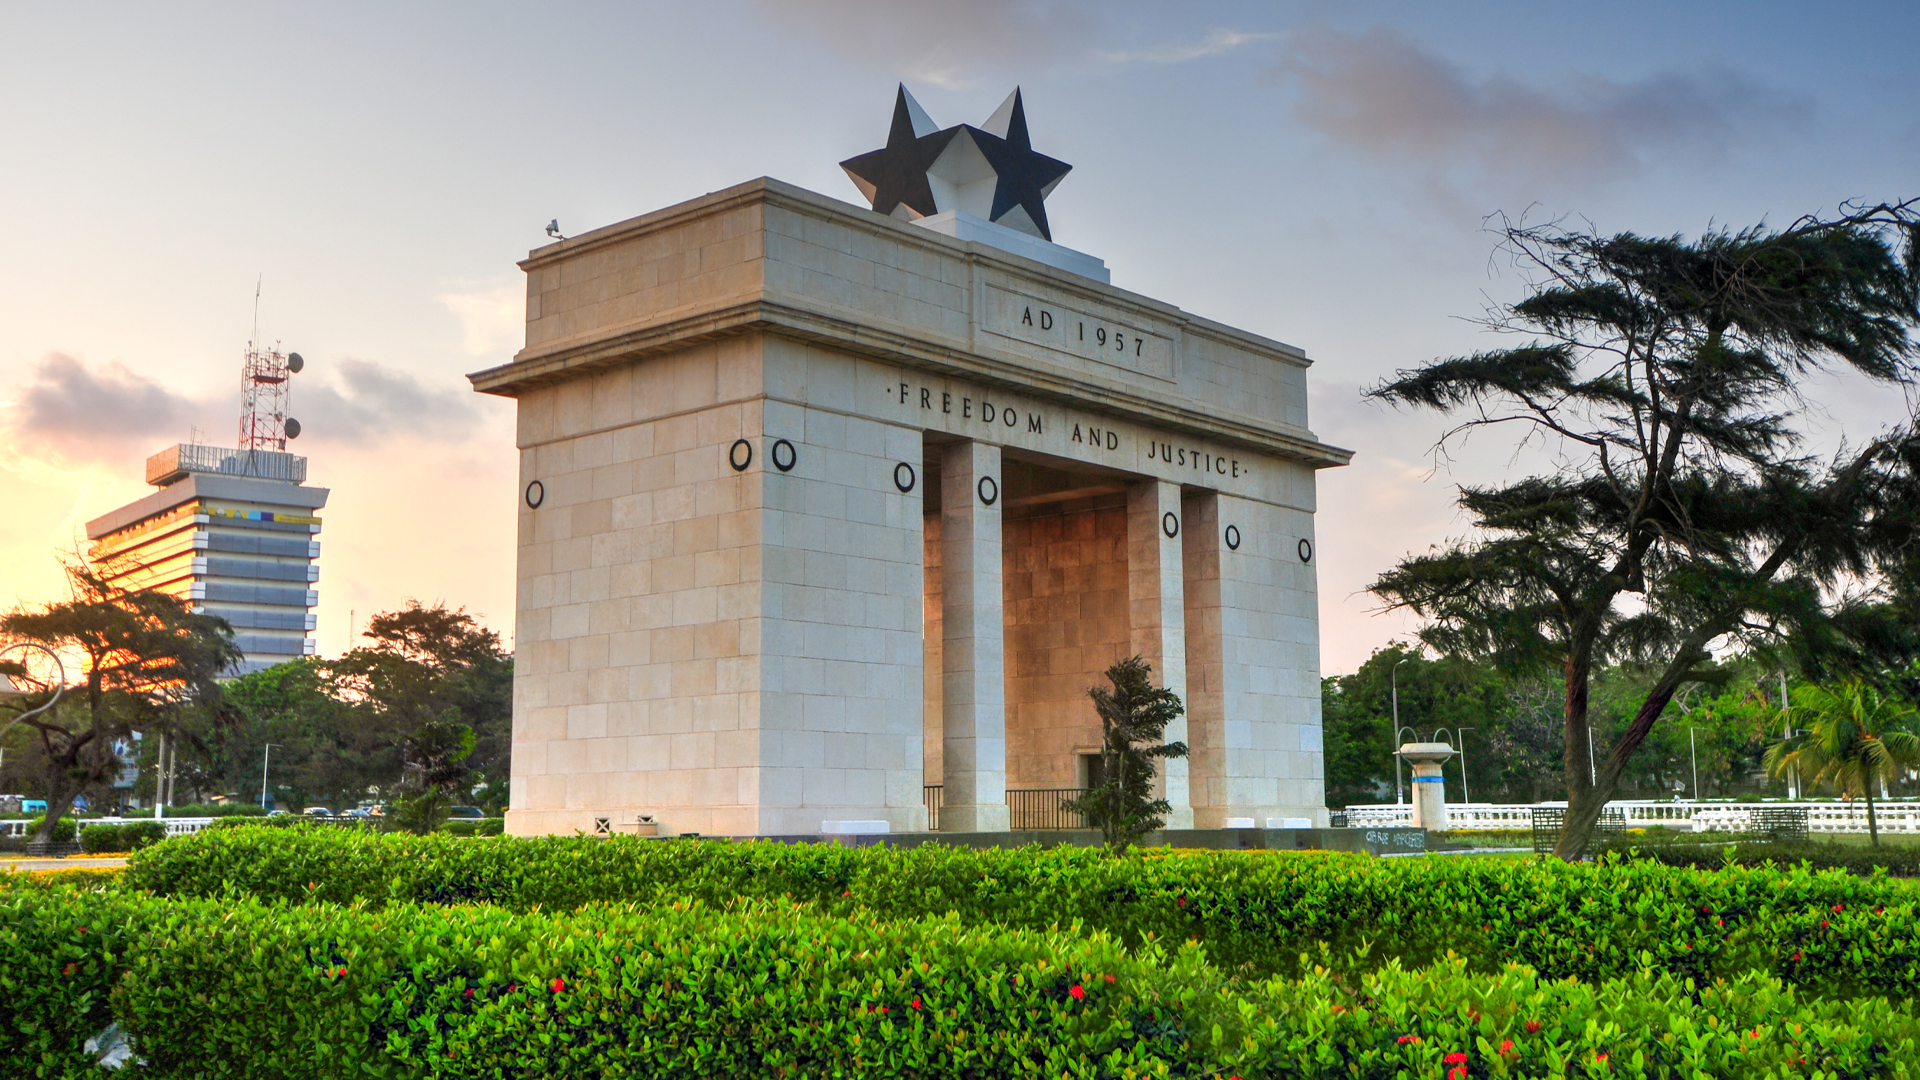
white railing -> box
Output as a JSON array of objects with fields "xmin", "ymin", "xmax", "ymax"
[
  {"xmin": 1, "ymin": 817, "xmax": 219, "ymax": 840},
  {"xmin": 1344, "ymin": 800, "xmax": 1920, "ymax": 834}
]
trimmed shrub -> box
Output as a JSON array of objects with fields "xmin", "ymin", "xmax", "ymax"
[
  {"xmin": 1635, "ymin": 839, "xmax": 1920, "ymax": 877},
  {"xmin": 124, "ymin": 831, "xmax": 1920, "ymax": 996},
  {"xmin": 78, "ymin": 822, "xmax": 123, "ymax": 854},
  {"xmin": 439, "ymin": 818, "xmax": 504, "ymax": 837},
  {"xmin": 83, "ymin": 820, "xmax": 169, "ymax": 853},
  {"xmin": 21, "ymin": 817, "xmax": 76, "ymax": 843},
  {"xmin": 1, "ymin": 882, "xmax": 1915, "ymax": 1079}
]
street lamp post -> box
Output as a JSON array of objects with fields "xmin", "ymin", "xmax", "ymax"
[
  {"xmin": 260, "ymin": 743, "xmax": 279, "ymax": 810},
  {"xmin": 0, "ymin": 642, "xmax": 68, "ymax": 737},
  {"xmin": 1689, "ymin": 727, "xmax": 1701, "ymax": 801},
  {"xmin": 1457, "ymin": 727, "xmax": 1476, "ymax": 807},
  {"xmin": 1391, "ymin": 658, "xmax": 1409, "ymax": 805}
]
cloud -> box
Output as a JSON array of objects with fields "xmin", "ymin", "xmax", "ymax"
[
  {"xmin": 752, "ymin": 0, "xmax": 1093, "ymax": 88},
  {"xmin": 5, "ymin": 354, "xmax": 202, "ymax": 460},
  {"xmin": 1274, "ymin": 26, "xmax": 1812, "ymax": 188},
  {"xmin": 438, "ymin": 281, "xmax": 525, "ymax": 357},
  {"xmin": 0, "ymin": 353, "xmax": 490, "ymax": 472},
  {"xmin": 1098, "ymin": 28, "xmax": 1280, "ymax": 65},
  {"xmin": 296, "ymin": 359, "xmax": 484, "ymax": 443}
]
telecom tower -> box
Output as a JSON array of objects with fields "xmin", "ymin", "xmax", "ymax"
[{"xmin": 86, "ymin": 336, "xmax": 330, "ymax": 675}]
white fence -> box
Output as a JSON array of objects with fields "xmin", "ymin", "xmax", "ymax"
[
  {"xmin": 1344, "ymin": 801, "xmax": 1920, "ymax": 834},
  {"xmin": 1, "ymin": 817, "xmax": 219, "ymax": 840}
]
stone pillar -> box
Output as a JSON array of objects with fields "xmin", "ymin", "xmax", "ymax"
[
  {"xmin": 1180, "ymin": 491, "xmax": 1226, "ymax": 827},
  {"xmin": 1400, "ymin": 742, "xmax": 1455, "ymax": 831},
  {"xmin": 940, "ymin": 440, "xmax": 1010, "ymax": 832},
  {"xmin": 1128, "ymin": 480, "xmax": 1192, "ymax": 828}
]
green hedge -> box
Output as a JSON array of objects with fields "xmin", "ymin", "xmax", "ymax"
[
  {"xmin": 124, "ymin": 831, "xmax": 1920, "ymax": 995},
  {"xmin": 19, "ymin": 817, "xmax": 76, "ymax": 843},
  {"xmin": 77, "ymin": 821, "xmax": 167, "ymax": 854},
  {"xmin": 3, "ymin": 880, "xmax": 1916, "ymax": 1079},
  {"xmin": 440, "ymin": 817, "xmax": 504, "ymax": 837},
  {"xmin": 1633, "ymin": 840, "xmax": 1920, "ymax": 877}
]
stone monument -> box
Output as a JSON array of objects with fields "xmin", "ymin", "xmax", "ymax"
[{"xmin": 470, "ymin": 86, "xmax": 1352, "ymax": 837}]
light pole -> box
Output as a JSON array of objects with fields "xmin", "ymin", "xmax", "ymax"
[
  {"xmin": 1689, "ymin": 727, "xmax": 1702, "ymax": 801},
  {"xmin": 1456, "ymin": 727, "xmax": 1476, "ymax": 806},
  {"xmin": 0, "ymin": 642, "xmax": 68, "ymax": 738},
  {"xmin": 1391, "ymin": 657, "xmax": 1409, "ymax": 805},
  {"xmin": 260, "ymin": 743, "xmax": 279, "ymax": 810}
]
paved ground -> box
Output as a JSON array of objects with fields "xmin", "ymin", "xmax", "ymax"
[{"xmin": 0, "ymin": 856, "xmax": 127, "ymax": 872}]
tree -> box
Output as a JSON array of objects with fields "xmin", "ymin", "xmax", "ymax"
[
  {"xmin": 1766, "ymin": 680, "xmax": 1920, "ymax": 845},
  {"xmin": 1065, "ymin": 656, "xmax": 1188, "ymax": 851},
  {"xmin": 327, "ymin": 602, "xmax": 509, "ymax": 828},
  {"xmin": 1368, "ymin": 200, "xmax": 1920, "ymax": 858},
  {"xmin": 221, "ymin": 658, "xmax": 379, "ymax": 811},
  {"xmin": 0, "ymin": 563, "xmax": 240, "ymax": 849},
  {"xmin": 1321, "ymin": 644, "xmax": 1506, "ymax": 806}
]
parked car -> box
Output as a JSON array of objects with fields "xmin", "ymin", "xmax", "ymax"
[
  {"xmin": 447, "ymin": 805, "xmax": 487, "ymax": 820},
  {"xmin": 303, "ymin": 807, "xmax": 333, "ymax": 817},
  {"xmin": 21, "ymin": 800, "xmax": 48, "ymax": 815}
]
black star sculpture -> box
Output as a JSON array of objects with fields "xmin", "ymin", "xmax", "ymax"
[{"xmin": 840, "ymin": 84, "xmax": 1072, "ymax": 242}]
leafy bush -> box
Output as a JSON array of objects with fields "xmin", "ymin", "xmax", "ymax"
[
  {"xmin": 1, "ymin": 881, "xmax": 1915, "ymax": 1079},
  {"xmin": 21, "ymin": 817, "xmax": 75, "ymax": 843},
  {"xmin": 439, "ymin": 818, "xmax": 504, "ymax": 837},
  {"xmin": 78, "ymin": 823, "xmax": 122, "ymax": 854},
  {"xmin": 124, "ymin": 831, "xmax": 1920, "ymax": 995},
  {"xmin": 121, "ymin": 803, "xmax": 268, "ymax": 818},
  {"xmin": 1635, "ymin": 839, "xmax": 1920, "ymax": 877},
  {"xmin": 80, "ymin": 821, "xmax": 167, "ymax": 853}
]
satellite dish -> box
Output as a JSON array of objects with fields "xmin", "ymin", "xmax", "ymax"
[
  {"xmin": 284, "ymin": 418, "xmax": 302, "ymax": 439},
  {"xmin": 286, "ymin": 352, "xmax": 304, "ymax": 373}
]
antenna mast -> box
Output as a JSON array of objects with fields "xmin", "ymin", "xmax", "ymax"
[{"xmin": 237, "ymin": 279, "xmax": 305, "ymax": 451}]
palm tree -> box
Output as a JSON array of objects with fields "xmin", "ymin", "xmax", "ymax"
[{"xmin": 1764, "ymin": 680, "xmax": 1920, "ymax": 846}]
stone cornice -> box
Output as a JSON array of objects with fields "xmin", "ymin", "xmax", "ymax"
[{"xmin": 472, "ymin": 178, "xmax": 1353, "ymax": 469}]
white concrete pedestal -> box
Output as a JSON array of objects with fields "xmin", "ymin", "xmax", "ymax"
[{"xmin": 1399, "ymin": 742, "xmax": 1456, "ymax": 831}]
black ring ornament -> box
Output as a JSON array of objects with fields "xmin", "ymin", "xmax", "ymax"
[
  {"xmin": 1162, "ymin": 511, "xmax": 1179, "ymax": 538},
  {"xmin": 728, "ymin": 439, "xmax": 753, "ymax": 472},
  {"xmin": 977, "ymin": 475, "xmax": 999, "ymax": 506},
  {"xmin": 1225, "ymin": 525, "xmax": 1241, "ymax": 551},
  {"xmin": 1298, "ymin": 538, "xmax": 1314, "ymax": 563},
  {"xmin": 894, "ymin": 462, "xmax": 916, "ymax": 493},
  {"xmin": 771, "ymin": 439, "xmax": 797, "ymax": 472},
  {"xmin": 524, "ymin": 480, "xmax": 545, "ymax": 509}
]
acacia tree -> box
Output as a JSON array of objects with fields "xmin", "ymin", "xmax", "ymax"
[
  {"xmin": 1066, "ymin": 656, "xmax": 1188, "ymax": 851},
  {"xmin": 0, "ymin": 563, "xmax": 239, "ymax": 849},
  {"xmin": 1369, "ymin": 200, "xmax": 1920, "ymax": 858},
  {"xmin": 327, "ymin": 601, "xmax": 508, "ymax": 829}
]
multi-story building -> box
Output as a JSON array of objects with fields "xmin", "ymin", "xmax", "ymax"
[{"xmin": 87, "ymin": 443, "xmax": 328, "ymax": 674}]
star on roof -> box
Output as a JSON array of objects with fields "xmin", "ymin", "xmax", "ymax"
[{"xmin": 840, "ymin": 85, "xmax": 1073, "ymax": 242}]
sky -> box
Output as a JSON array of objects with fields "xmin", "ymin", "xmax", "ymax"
[{"xmin": 2, "ymin": 1, "xmax": 1916, "ymax": 675}]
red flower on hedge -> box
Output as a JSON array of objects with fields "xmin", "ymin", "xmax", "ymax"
[
  {"xmin": 1499, "ymin": 1040, "xmax": 1514, "ymax": 1055},
  {"xmin": 1396, "ymin": 1034, "xmax": 1421, "ymax": 1045},
  {"xmin": 550, "ymin": 977, "xmax": 565, "ymax": 993},
  {"xmin": 63, "ymin": 963, "xmax": 76, "ymax": 976},
  {"xmin": 1524, "ymin": 1021, "xmax": 1542, "ymax": 1034},
  {"xmin": 1449, "ymin": 1069, "xmax": 1466, "ymax": 1080},
  {"xmin": 1792, "ymin": 951, "xmax": 1803, "ymax": 961},
  {"xmin": 910, "ymin": 998, "xmax": 921, "ymax": 1010},
  {"xmin": 1832, "ymin": 904, "xmax": 1844, "ymax": 913},
  {"xmin": 1069, "ymin": 985, "xmax": 1085, "ymax": 1001},
  {"xmin": 1103, "ymin": 974, "xmax": 1115, "ymax": 984},
  {"xmin": 1445, "ymin": 1052, "xmax": 1468, "ymax": 1065},
  {"xmin": 335, "ymin": 966, "xmax": 347, "ymax": 978},
  {"xmin": 465, "ymin": 988, "xmax": 475, "ymax": 1000}
]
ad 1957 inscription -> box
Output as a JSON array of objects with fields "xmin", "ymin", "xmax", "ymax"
[{"xmin": 980, "ymin": 285, "xmax": 1175, "ymax": 383}]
